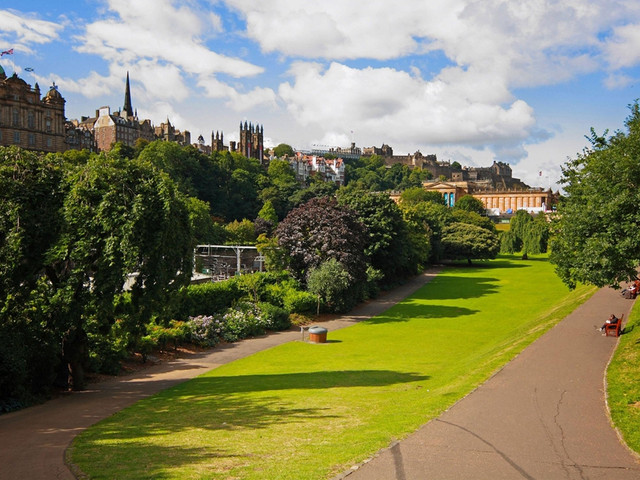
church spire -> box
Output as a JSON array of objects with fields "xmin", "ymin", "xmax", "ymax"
[{"xmin": 123, "ymin": 71, "xmax": 133, "ymax": 117}]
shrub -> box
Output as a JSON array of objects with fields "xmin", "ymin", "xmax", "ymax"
[
  {"xmin": 258, "ymin": 302, "xmax": 291, "ymax": 331},
  {"xmin": 187, "ymin": 315, "xmax": 225, "ymax": 347},
  {"xmin": 222, "ymin": 301, "xmax": 268, "ymax": 341},
  {"xmin": 283, "ymin": 289, "xmax": 317, "ymax": 313},
  {"xmin": 289, "ymin": 313, "xmax": 314, "ymax": 327},
  {"xmin": 175, "ymin": 281, "xmax": 242, "ymax": 319}
]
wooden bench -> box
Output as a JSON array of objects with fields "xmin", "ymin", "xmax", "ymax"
[{"xmin": 605, "ymin": 314, "xmax": 624, "ymax": 337}]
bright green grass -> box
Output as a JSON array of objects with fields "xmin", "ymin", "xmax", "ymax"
[
  {"xmin": 607, "ymin": 299, "xmax": 640, "ymax": 454},
  {"xmin": 70, "ymin": 255, "xmax": 596, "ymax": 480}
]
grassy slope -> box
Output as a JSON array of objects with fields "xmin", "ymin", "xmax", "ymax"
[
  {"xmin": 70, "ymin": 255, "xmax": 596, "ymax": 479},
  {"xmin": 607, "ymin": 299, "xmax": 640, "ymax": 455}
]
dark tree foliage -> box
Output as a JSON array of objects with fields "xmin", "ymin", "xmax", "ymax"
[
  {"xmin": 551, "ymin": 102, "xmax": 640, "ymax": 288},
  {"xmin": 441, "ymin": 222, "xmax": 500, "ymax": 265},
  {"xmin": 337, "ymin": 189, "xmax": 419, "ymax": 282},
  {"xmin": 275, "ymin": 197, "xmax": 368, "ymax": 284},
  {"xmin": 0, "ymin": 148, "xmax": 65, "ymax": 406}
]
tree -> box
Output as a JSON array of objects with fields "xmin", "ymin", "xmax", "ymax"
[
  {"xmin": 551, "ymin": 102, "xmax": 640, "ymax": 288},
  {"xmin": 500, "ymin": 210, "xmax": 548, "ymax": 258},
  {"xmin": 307, "ymin": 259, "xmax": 351, "ymax": 314},
  {"xmin": 452, "ymin": 209, "xmax": 496, "ymax": 232},
  {"xmin": 225, "ymin": 219, "xmax": 256, "ymax": 245},
  {"xmin": 454, "ymin": 195, "xmax": 486, "ymax": 215},
  {"xmin": 338, "ymin": 188, "xmax": 418, "ymax": 282},
  {"xmin": 46, "ymin": 156, "xmax": 193, "ymax": 389},
  {"xmin": 400, "ymin": 201, "xmax": 452, "ymax": 261},
  {"xmin": 273, "ymin": 143, "xmax": 294, "ymax": 157},
  {"xmin": 0, "ymin": 147, "xmax": 65, "ymax": 404},
  {"xmin": 441, "ymin": 222, "xmax": 500, "ymax": 264},
  {"xmin": 400, "ymin": 187, "xmax": 444, "ymax": 206},
  {"xmin": 275, "ymin": 197, "xmax": 368, "ymax": 285}
]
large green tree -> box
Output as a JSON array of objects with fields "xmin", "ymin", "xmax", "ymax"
[
  {"xmin": 551, "ymin": 102, "xmax": 640, "ymax": 288},
  {"xmin": 338, "ymin": 188, "xmax": 419, "ymax": 282},
  {"xmin": 441, "ymin": 222, "xmax": 500, "ymax": 265},
  {"xmin": 0, "ymin": 147, "xmax": 65, "ymax": 405},
  {"xmin": 46, "ymin": 156, "xmax": 194, "ymax": 389}
]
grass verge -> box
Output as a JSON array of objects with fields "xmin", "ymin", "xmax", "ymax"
[
  {"xmin": 69, "ymin": 255, "xmax": 596, "ymax": 479},
  {"xmin": 607, "ymin": 298, "xmax": 640, "ymax": 456}
]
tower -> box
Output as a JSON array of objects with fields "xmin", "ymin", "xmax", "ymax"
[{"xmin": 123, "ymin": 71, "xmax": 133, "ymax": 118}]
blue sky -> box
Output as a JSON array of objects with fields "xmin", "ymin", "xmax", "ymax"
[{"xmin": 2, "ymin": 0, "xmax": 640, "ymax": 188}]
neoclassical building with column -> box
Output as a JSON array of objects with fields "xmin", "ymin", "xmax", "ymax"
[{"xmin": 413, "ymin": 181, "xmax": 557, "ymax": 214}]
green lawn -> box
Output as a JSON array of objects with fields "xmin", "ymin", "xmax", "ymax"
[
  {"xmin": 607, "ymin": 298, "xmax": 640, "ymax": 453},
  {"xmin": 69, "ymin": 255, "xmax": 596, "ymax": 479}
]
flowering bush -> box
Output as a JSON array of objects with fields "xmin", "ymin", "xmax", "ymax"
[
  {"xmin": 188, "ymin": 314, "xmax": 225, "ymax": 347},
  {"xmin": 222, "ymin": 301, "xmax": 269, "ymax": 341},
  {"xmin": 187, "ymin": 301, "xmax": 288, "ymax": 346}
]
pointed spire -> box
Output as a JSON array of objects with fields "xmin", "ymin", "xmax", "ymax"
[{"xmin": 123, "ymin": 71, "xmax": 134, "ymax": 117}]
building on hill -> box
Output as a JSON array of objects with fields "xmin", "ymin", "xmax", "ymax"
[
  {"xmin": 72, "ymin": 72, "xmax": 189, "ymax": 152},
  {"xmin": 237, "ymin": 121, "xmax": 264, "ymax": 162},
  {"xmin": 288, "ymin": 152, "xmax": 345, "ymax": 185},
  {"xmin": 0, "ymin": 66, "xmax": 66, "ymax": 153},
  {"xmin": 311, "ymin": 142, "xmax": 361, "ymax": 161}
]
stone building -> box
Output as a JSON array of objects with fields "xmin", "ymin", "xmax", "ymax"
[
  {"xmin": 237, "ymin": 121, "xmax": 264, "ymax": 162},
  {"xmin": 0, "ymin": 66, "xmax": 66, "ymax": 153},
  {"xmin": 415, "ymin": 180, "xmax": 557, "ymax": 214}
]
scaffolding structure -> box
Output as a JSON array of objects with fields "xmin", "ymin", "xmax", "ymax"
[{"xmin": 194, "ymin": 245, "xmax": 263, "ymax": 281}]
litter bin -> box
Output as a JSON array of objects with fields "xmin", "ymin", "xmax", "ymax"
[{"xmin": 308, "ymin": 326, "xmax": 328, "ymax": 343}]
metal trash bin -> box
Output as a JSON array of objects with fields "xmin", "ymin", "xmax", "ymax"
[{"xmin": 308, "ymin": 326, "xmax": 328, "ymax": 343}]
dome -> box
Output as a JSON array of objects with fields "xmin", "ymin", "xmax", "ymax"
[{"xmin": 46, "ymin": 85, "xmax": 63, "ymax": 99}]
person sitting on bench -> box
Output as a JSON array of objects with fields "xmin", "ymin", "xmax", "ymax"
[{"xmin": 599, "ymin": 314, "xmax": 619, "ymax": 332}]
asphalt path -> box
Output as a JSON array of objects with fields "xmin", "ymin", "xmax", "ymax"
[{"xmin": 339, "ymin": 285, "xmax": 640, "ymax": 480}]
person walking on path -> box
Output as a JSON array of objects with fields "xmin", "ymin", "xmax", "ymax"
[{"xmin": 340, "ymin": 285, "xmax": 640, "ymax": 480}]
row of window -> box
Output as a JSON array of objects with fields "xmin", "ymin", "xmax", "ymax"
[
  {"xmin": 1, "ymin": 130, "xmax": 54, "ymax": 147},
  {"xmin": 1, "ymin": 108, "xmax": 53, "ymax": 131}
]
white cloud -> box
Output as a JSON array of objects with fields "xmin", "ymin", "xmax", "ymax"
[
  {"xmin": 0, "ymin": 9, "xmax": 63, "ymax": 52},
  {"xmin": 279, "ymin": 61, "xmax": 537, "ymax": 160},
  {"xmin": 603, "ymin": 23, "xmax": 640, "ymax": 70}
]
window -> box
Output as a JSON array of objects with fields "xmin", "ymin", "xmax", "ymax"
[
  {"xmin": 12, "ymin": 108, "xmax": 19, "ymax": 126},
  {"xmin": 13, "ymin": 131, "xmax": 20, "ymax": 144},
  {"xmin": 46, "ymin": 137, "xmax": 52, "ymax": 148},
  {"xmin": 28, "ymin": 133, "xmax": 35, "ymax": 146},
  {"xmin": 27, "ymin": 111, "xmax": 35, "ymax": 129},
  {"xmin": 45, "ymin": 117, "xmax": 52, "ymax": 132}
]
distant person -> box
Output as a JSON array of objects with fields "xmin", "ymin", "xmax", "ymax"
[{"xmin": 599, "ymin": 314, "xmax": 619, "ymax": 333}]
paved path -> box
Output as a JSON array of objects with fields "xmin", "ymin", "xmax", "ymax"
[
  {"xmin": 0, "ymin": 270, "xmax": 439, "ymax": 480},
  {"xmin": 340, "ymin": 285, "xmax": 640, "ymax": 480}
]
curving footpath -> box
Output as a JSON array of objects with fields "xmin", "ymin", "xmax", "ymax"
[
  {"xmin": 0, "ymin": 270, "xmax": 439, "ymax": 480},
  {"xmin": 1, "ymin": 272, "xmax": 639, "ymax": 480},
  {"xmin": 339, "ymin": 285, "xmax": 640, "ymax": 480}
]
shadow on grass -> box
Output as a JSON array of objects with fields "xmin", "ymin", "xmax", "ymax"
[
  {"xmin": 410, "ymin": 274, "xmax": 500, "ymax": 301},
  {"xmin": 75, "ymin": 370, "xmax": 428, "ymax": 444},
  {"xmin": 365, "ymin": 304, "xmax": 480, "ymax": 324}
]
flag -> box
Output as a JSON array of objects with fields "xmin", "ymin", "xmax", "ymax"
[
  {"xmin": 1, "ymin": 48, "xmax": 14, "ymax": 56},
  {"xmin": 539, "ymin": 171, "xmax": 542, "ymax": 176}
]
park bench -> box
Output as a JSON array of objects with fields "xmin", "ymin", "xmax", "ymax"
[{"xmin": 605, "ymin": 314, "xmax": 624, "ymax": 337}]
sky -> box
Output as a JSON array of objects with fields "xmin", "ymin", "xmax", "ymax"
[{"xmin": 1, "ymin": 0, "xmax": 640, "ymax": 189}]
